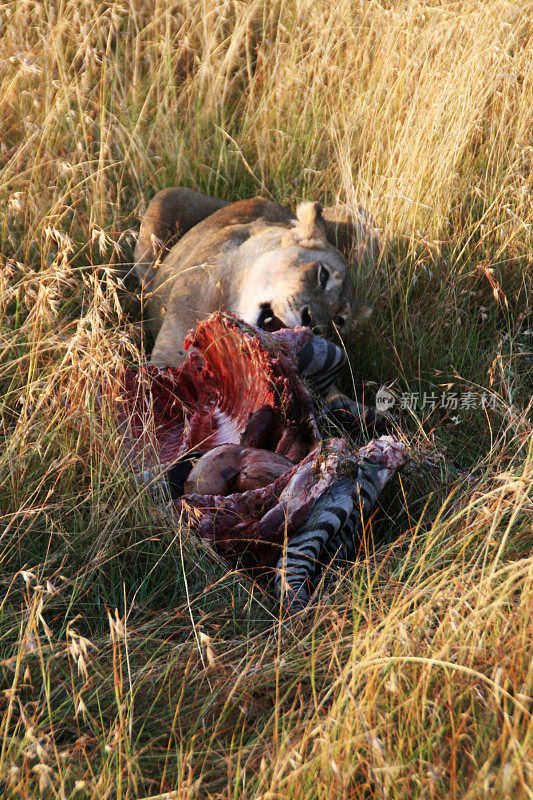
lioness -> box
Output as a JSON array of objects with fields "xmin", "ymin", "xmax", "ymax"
[
  {"xmin": 130, "ymin": 190, "xmax": 384, "ymax": 609},
  {"xmin": 133, "ymin": 188, "xmax": 376, "ymax": 416}
]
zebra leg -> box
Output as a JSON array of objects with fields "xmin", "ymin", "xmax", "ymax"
[
  {"xmin": 297, "ymin": 338, "xmax": 347, "ymax": 398},
  {"xmin": 275, "ymin": 478, "xmax": 355, "ymax": 614},
  {"xmin": 295, "ymin": 336, "xmax": 388, "ymax": 439},
  {"xmin": 275, "ymin": 453, "xmax": 402, "ymax": 615},
  {"xmin": 322, "ymin": 459, "xmax": 386, "ymax": 567},
  {"xmin": 322, "ymin": 387, "xmax": 389, "ymax": 439}
]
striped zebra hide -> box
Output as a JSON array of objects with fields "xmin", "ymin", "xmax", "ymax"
[{"xmin": 115, "ymin": 312, "xmax": 406, "ymax": 614}]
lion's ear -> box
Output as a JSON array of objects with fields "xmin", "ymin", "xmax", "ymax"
[
  {"xmin": 283, "ymin": 201, "xmax": 328, "ymax": 249},
  {"xmin": 295, "ymin": 201, "xmax": 327, "ymax": 244}
]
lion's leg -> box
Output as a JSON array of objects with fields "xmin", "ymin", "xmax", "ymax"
[
  {"xmin": 149, "ymin": 311, "xmax": 191, "ymax": 367},
  {"xmin": 149, "ymin": 266, "xmax": 225, "ymax": 367},
  {"xmin": 134, "ymin": 187, "xmax": 228, "ymax": 282}
]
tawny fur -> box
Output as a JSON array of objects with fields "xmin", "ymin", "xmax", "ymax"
[
  {"xmin": 133, "ymin": 188, "xmax": 377, "ymax": 369},
  {"xmin": 282, "ymin": 201, "xmax": 328, "ymax": 249}
]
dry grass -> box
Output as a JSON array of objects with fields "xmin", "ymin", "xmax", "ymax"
[{"xmin": 0, "ymin": 0, "xmax": 532, "ymax": 797}]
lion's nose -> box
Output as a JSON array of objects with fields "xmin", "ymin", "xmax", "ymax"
[{"xmin": 300, "ymin": 306, "xmax": 313, "ymax": 327}]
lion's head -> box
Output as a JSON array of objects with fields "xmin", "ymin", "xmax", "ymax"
[{"xmin": 235, "ymin": 201, "xmax": 371, "ymax": 339}]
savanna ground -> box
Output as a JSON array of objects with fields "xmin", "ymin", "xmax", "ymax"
[{"xmin": 0, "ymin": 1, "xmax": 532, "ymax": 797}]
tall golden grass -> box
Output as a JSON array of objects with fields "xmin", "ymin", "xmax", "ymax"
[{"xmin": 0, "ymin": 0, "xmax": 532, "ymax": 797}]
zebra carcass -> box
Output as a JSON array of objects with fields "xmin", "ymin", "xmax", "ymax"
[{"xmin": 115, "ymin": 313, "xmax": 406, "ymax": 614}]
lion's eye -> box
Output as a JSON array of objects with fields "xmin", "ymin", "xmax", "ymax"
[
  {"xmin": 333, "ymin": 315, "xmax": 345, "ymax": 328},
  {"xmin": 318, "ymin": 264, "xmax": 329, "ymax": 288}
]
